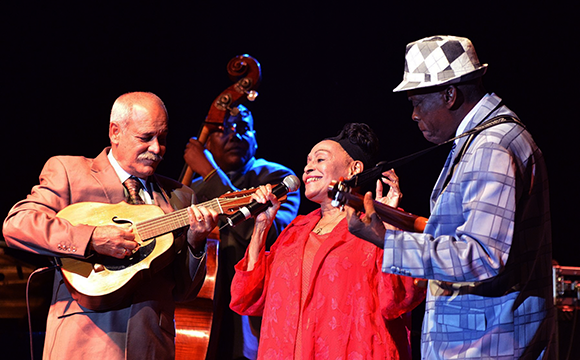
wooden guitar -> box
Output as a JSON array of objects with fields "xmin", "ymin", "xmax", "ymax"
[
  {"xmin": 56, "ymin": 188, "xmax": 257, "ymax": 311},
  {"xmin": 327, "ymin": 180, "xmax": 428, "ymax": 232}
]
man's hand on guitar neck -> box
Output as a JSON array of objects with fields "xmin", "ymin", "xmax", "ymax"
[
  {"xmin": 186, "ymin": 204, "xmax": 219, "ymax": 255},
  {"xmin": 89, "ymin": 225, "xmax": 140, "ymax": 259},
  {"xmin": 346, "ymin": 192, "xmax": 387, "ymax": 249}
]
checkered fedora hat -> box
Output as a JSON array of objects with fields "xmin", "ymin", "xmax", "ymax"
[{"xmin": 393, "ymin": 35, "xmax": 488, "ymax": 92}]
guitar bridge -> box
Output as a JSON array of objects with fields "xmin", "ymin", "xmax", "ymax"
[{"xmin": 98, "ymin": 239, "xmax": 156, "ymax": 271}]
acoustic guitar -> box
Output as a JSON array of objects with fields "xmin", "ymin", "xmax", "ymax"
[
  {"xmin": 327, "ymin": 179, "xmax": 428, "ymax": 232},
  {"xmin": 56, "ymin": 188, "xmax": 257, "ymax": 311}
]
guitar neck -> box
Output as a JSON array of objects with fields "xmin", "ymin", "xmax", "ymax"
[
  {"xmin": 134, "ymin": 197, "xmax": 236, "ymax": 241},
  {"xmin": 342, "ymin": 192, "xmax": 427, "ymax": 232}
]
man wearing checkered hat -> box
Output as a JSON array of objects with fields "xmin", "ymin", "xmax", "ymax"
[{"xmin": 347, "ymin": 35, "xmax": 555, "ymax": 359}]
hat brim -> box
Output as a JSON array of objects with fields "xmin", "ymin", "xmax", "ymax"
[{"xmin": 393, "ymin": 64, "xmax": 488, "ymax": 93}]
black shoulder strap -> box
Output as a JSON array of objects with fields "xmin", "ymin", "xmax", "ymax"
[
  {"xmin": 451, "ymin": 115, "xmax": 523, "ymax": 145},
  {"xmin": 439, "ymin": 115, "xmax": 522, "ymax": 190},
  {"xmin": 345, "ymin": 115, "xmax": 523, "ymax": 189}
]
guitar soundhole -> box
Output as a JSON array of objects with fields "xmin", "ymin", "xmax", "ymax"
[{"xmin": 100, "ymin": 239, "xmax": 156, "ymax": 271}]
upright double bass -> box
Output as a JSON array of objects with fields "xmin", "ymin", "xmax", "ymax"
[
  {"xmin": 175, "ymin": 54, "xmax": 262, "ymax": 360},
  {"xmin": 179, "ymin": 54, "xmax": 262, "ymax": 186}
]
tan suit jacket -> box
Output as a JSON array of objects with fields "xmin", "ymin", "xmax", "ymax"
[{"xmin": 3, "ymin": 148, "xmax": 206, "ymax": 360}]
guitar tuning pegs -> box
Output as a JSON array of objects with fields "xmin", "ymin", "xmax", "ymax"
[
  {"xmin": 234, "ymin": 77, "xmax": 258, "ymax": 102},
  {"xmin": 331, "ymin": 192, "xmax": 341, "ymax": 208},
  {"xmin": 246, "ymin": 90, "xmax": 258, "ymax": 101},
  {"xmin": 228, "ymin": 106, "xmax": 240, "ymax": 117}
]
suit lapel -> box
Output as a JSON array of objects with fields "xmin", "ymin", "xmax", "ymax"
[
  {"xmin": 90, "ymin": 148, "xmax": 176, "ymax": 215},
  {"xmin": 150, "ymin": 175, "xmax": 175, "ymax": 214},
  {"xmin": 431, "ymin": 144, "xmax": 457, "ymax": 206},
  {"xmin": 430, "ymin": 94, "xmax": 504, "ymax": 206},
  {"xmin": 91, "ymin": 148, "xmax": 126, "ymax": 204}
]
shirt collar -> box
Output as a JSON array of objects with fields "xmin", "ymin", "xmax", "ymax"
[
  {"xmin": 455, "ymin": 93, "xmax": 491, "ymax": 139},
  {"xmin": 107, "ymin": 150, "xmax": 148, "ymax": 189}
]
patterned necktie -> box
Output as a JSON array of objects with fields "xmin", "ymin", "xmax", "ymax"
[
  {"xmin": 123, "ymin": 176, "xmax": 145, "ymax": 205},
  {"xmin": 447, "ymin": 142, "xmax": 457, "ymax": 166},
  {"xmin": 432, "ymin": 143, "xmax": 457, "ymax": 202},
  {"xmin": 442, "ymin": 142, "xmax": 459, "ymax": 187}
]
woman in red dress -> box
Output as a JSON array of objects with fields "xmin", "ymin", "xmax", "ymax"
[{"xmin": 230, "ymin": 123, "xmax": 426, "ymax": 359}]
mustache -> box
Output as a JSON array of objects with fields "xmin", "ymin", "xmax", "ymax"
[{"xmin": 138, "ymin": 152, "xmax": 163, "ymax": 162}]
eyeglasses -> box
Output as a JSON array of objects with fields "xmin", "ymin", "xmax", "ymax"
[{"xmin": 202, "ymin": 120, "xmax": 252, "ymax": 136}]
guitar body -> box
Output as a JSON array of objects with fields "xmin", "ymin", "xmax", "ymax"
[
  {"xmin": 55, "ymin": 186, "xmax": 258, "ymax": 311},
  {"xmin": 57, "ymin": 202, "xmax": 176, "ymax": 310}
]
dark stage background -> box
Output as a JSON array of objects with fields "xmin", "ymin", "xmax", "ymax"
[{"xmin": 0, "ymin": 2, "xmax": 577, "ymax": 359}]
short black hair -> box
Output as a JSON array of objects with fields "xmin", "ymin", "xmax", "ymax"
[{"xmin": 327, "ymin": 123, "xmax": 380, "ymax": 170}]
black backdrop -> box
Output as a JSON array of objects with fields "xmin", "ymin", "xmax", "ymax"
[
  {"xmin": 1, "ymin": 0, "xmax": 577, "ymax": 303},
  {"xmin": 3, "ymin": 2, "xmax": 576, "ymax": 265}
]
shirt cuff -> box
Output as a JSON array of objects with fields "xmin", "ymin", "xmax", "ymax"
[{"xmin": 188, "ymin": 241, "xmax": 206, "ymax": 258}]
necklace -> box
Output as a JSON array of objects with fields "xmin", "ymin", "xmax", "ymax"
[
  {"xmin": 312, "ymin": 214, "xmax": 345, "ymax": 235},
  {"xmin": 313, "ymin": 225, "xmax": 328, "ymax": 235}
]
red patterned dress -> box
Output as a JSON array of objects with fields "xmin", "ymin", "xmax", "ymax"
[{"xmin": 230, "ymin": 209, "xmax": 426, "ymax": 359}]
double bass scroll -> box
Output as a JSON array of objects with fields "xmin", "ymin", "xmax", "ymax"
[{"xmin": 179, "ymin": 54, "xmax": 262, "ymax": 186}]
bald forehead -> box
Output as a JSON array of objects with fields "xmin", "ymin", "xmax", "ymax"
[
  {"xmin": 111, "ymin": 92, "xmax": 167, "ymax": 125},
  {"xmin": 119, "ymin": 93, "xmax": 165, "ymax": 112}
]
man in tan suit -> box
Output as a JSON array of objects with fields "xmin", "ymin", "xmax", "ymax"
[{"xmin": 3, "ymin": 92, "xmax": 218, "ymax": 359}]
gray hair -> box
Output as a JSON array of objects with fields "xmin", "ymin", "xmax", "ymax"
[{"xmin": 110, "ymin": 92, "xmax": 167, "ymax": 129}]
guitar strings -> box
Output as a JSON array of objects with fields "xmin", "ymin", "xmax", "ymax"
[{"xmin": 135, "ymin": 196, "xmax": 251, "ymax": 238}]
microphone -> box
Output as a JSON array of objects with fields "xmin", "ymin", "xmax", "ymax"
[{"xmin": 225, "ymin": 175, "xmax": 300, "ymax": 227}]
